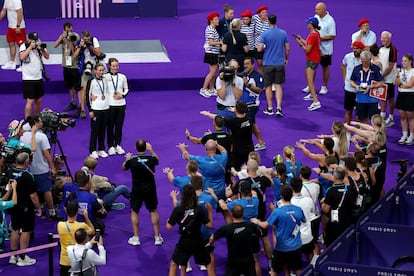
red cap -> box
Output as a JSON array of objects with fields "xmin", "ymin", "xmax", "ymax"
[
  {"xmin": 240, "ymin": 9, "xmax": 252, "ymax": 18},
  {"xmin": 358, "ymin": 18, "xmax": 369, "ymax": 27},
  {"xmin": 256, "ymin": 6, "xmax": 268, "ymax": 14},
  {"xmin": 352, "ymin": 41, "xmax": 366, "ymax": 49},
  {"xmin": 207, "ymin": 12, "xmax": 219, "ymax": 21}
]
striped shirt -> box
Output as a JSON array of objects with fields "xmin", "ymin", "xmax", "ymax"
[
  {"xmin": 241, "ymin": 23, "xmax": 255, "ymax": 50},
  {"xmin": 204, "ymin": 25, "xmax": 220, "ymax": 54},
  {"xmin": 252, "ymin": 14, "xmax": 269, "ymax": 48}
]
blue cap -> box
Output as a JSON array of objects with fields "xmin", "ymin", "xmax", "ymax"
[{"xmin": 305, "ymin": 17, "xmax": 319, "ymax": 28}]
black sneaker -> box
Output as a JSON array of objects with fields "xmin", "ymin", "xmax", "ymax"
[
  {"xmin": 80, "ymin": 110, "xmax": 86, "ymax": 119},
  {"xmin": 64, "ymin": 102, "xmax": 77, "ymax": 111},
  {"xmin": 276, "ymin": 108, "xmax": 284, "ymax": 117},
  {"xmin": 263, "ymin": 108, "xmax": 274, "ymax": 115}
]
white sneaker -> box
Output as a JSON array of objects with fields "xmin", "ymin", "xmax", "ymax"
[
  {"xmin": 199, "ymin": 265, "xmax": 207, "ymax": 271},
  {"xmin": 304, "ymin": 94, "xmax": 314, "ymax": 101},
  {"xmin": 199, "ymin": 88, "xmax": 211, "ymax": 98},
  {"xmin": 115, "ymin": 145, "xmax": 125, "ymax": 155},
  {"xmin": 398, "ymin": 136, "xmax": 408, "ymax": 144},
  {"xmin": 108, "ymin": 147, "xmax": 116, "ymax": 155},
  {"xmin": 16, "ymin": 66, "xmax": 22, "ymax": 72},
  {"xmin": 384, "ymin": 117, "xmax": 395, "ymax": 127},
  {"xmin": 9, "ymin": 255, "xmax": 17, "ymax": 264},
  {"xmin": 1, "ymin": 62, "xmax": 16, "ymax": 70},
  {"xmin": 154, "ymin": 235, "xmax": 164, "ymax": 245},
  {"xmin": 128, "ymin": 236, "xmax": 141, "ymax": 246},
  {"xmin": 186, "ymin": 262, "xmax": 193, "ymax": 272},
  {"xmin": 406, "ymin": 136, "xmax": 414, "ymax": 146},
  {"xmin": 208, "ymin": 89, "xmax": 217, "ymax": 96},
  {"xmin": 302, "ymin": 86, "xmax": 310, "ymax": 93},
  {"xmin": 254, "ymin": 143, "xmax": 267, "ymax": 151},
  {"xmin": 308, "ymin": 101, "xmax": 321, "ymax": 111},
  {"xmin": 89, "ymin": 151, "xmax": 99, "ymax": 159},
  {"xmin": 319, "ymin": 86, "xmax": 328, "ymax": 95},
  {"xmin": 16, "ymin": 255, "xmax": 36, "ymax": 266},
  {"xmin": 98, "ymin": 150, "xmax": 108, "ymax": 158}
]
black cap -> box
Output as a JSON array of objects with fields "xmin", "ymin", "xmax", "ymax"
[{"xmin": 28, "ymin": 32, "xmax": 38, "ymax": 41}]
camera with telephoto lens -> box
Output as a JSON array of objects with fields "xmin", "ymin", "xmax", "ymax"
[
  {"xmin": 40, "ymin": 110, "xmax": 76, "ymax": 134},
  {"xmin": 83, "ymin": 61, "xmax": 94, "ymax": 76},
  {"xmin": 220, "ymin": 66, "xmax": 236, "ymax": 82},
  {"xmin": 66, "ymin": 31, "xmax": 78, "ymax": 42},
  {"xmin": 84, "ymin": 40, "xmax": 93, "ymax": 48},
  {"xmin": 0, "ymin": 145, "xmax": 31, "ymax": 166}
]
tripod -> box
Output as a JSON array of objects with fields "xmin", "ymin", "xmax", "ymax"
[{"xmin": 47, "ymin": 130, "xmax": 73, "ymax": 180}]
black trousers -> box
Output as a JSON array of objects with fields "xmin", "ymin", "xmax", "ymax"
[
  {"xmin": 107, "ymin": 105, "xmax": 126, "ymax": 148},
  {"xmin": 90, "ymin": 109, "xmax": 108, "ymax": 152}
]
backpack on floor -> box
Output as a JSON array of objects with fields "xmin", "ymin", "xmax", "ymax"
[{"xmin": 69, "ymin": 248, "xmax": 99, "ymax": 276}]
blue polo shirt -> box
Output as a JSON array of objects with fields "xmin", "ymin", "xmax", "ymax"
[
  {"xmin": 266, "ymin": 204, "xmax": 305, "ymax": 252},
  {"xmin": 239, "ymin": 70, "xmax": 264, "ymax": 104},
  {"xmin": 227, "ymin": 197, "xmax": 259, "ymax": 222},
  {"xmin": 350, "ymin": 63, "xmax": 383, "ymax": 103},
  {"xmin": 190, "ymin": 153, "xmax": 227, "ymax": 199},
  {"xmin": 259, "ymin": 27, "xmax": 289, "ymax": 66}
]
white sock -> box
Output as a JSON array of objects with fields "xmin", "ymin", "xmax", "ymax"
[
  {"xmin": 380, "ymin": 112, "xmax": 386, "ymax": 118},
  {"xmin": 389, "ymin": 114, "xmax": 394, "ymax": 120},
  {"xmin": 402, "ymin": 131, "xmax": 408, "ymax": 138}
]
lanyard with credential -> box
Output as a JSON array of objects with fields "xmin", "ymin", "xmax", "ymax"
[
  {"xmin": 94, "ymin": 77, "xmax": 105, "ymax": 100},
  {"xmin": 337, "ymin": 185, "xmax": 348, "ymax": 209},
  {"xmin": 111, "ymin": 74, "xmax": 118, "ymax": 92},
  {"xmin": 135, "ymin": 156, "xmax": 155, "ymax": 175}
]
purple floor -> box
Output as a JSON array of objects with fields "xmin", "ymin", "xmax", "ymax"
[{"xmin": 0, "ymin": 0, "xmax": 413, "ymax": 275}]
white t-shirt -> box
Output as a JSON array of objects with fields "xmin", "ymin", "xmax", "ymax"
[
  {"xmin": 301, "ymin": 181, "xmax": 320, "ymax": 214},
  {"xmin": 379, "ymin": 46, "xmax": 397, "ymax": 83},
  {"xmin": 291, "ymin": 195, "xmax": 315, "ymax": 245},
  {"xmin": 398, "ymin": 68, "xmax": 414, "ymax": 93},
  {"xmin": 20, "ymin": 130, "xmax": 50, "ymax": 175},
  {"xmin": 83, "ymin": 37, "xmax": 100, "ymax": 64},
  {"xmin": 3, "ymin": 0, "xmax": 25, "ymax": 28},
  {"xmin": 215, "ymin": 76, "xmax": 243, "ymax": 106},
  {"xmin": 20, "ymin": 43, "xmax": 43, "ymax": 80},
  {"xmin": 315, "ymin": 12, "xmax": 336, "ymax": 55}
]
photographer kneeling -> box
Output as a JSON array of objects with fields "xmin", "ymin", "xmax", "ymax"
[{"xmin": 216, "ymin": 59, "xmax": 244, "ymax": 119}]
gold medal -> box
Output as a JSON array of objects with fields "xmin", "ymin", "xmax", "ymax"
[{"xmin": 102, "ymin": 95, "xmax": 106, "ymax": 100}]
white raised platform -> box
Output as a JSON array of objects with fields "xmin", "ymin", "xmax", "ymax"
[{"xmin": 0, "ymin": 37, "xmax": 171, "ymax": 65}]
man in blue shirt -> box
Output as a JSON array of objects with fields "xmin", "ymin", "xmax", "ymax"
[
  {"xmin": 257, "ymin": 14, "xmax": 290, "ymax": 117},
  {"xmin": 239, "ymin": 57, "xmax": 267, "ymax": 150},
  {"xmin": 350, "ymin": 50, "xmax": 384, "ymax": 123},
  {"xmin": 178, "ymin": 139, "xmax": 227, "ymax": 200},
  {"xmin": 252, "ymin": 185, "xmax": 305, "ymax": 276}
]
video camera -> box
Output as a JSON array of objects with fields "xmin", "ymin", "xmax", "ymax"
[
  {"xmin": 220, "ymin": 66, "xmax": 236, "ymax": 82},
  {"xmin": 83, "ymin": 53, "xmax": 106, "ymax": 76},
  {"xmin": 40, "ymin": 110, "xmax": 76, "ymax": 134}
]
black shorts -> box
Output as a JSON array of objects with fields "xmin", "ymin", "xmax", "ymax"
[
  {"xmin": 301, "ymin": 241, "xmax": 315, "ymax": 256},
  {"xmin": 271, "ymin": 248, "xmax": 303, "ymax": 272},
  {"xmin": 245, "ymin": 50, "xmax": 255, "ymax": 58},
  {"xmin": 130, "ymin": 191, "xmax": 158, "ymax": 212},
  {"xmin": 203, "ymin": 53, "xmax": 219, "ymax": 65},
  {"xmin": 226, "ymin": 261, "xmax": 256, "ymax": 276},
  {"xmin": 172, "ymin": 237, "xmax": 211, "ymax": 266},
  {"xmin": 311, "ymin": 216, "xmax": 321, "ymax": 242},
  {"xmin": 247, "ymin": 105, "xmax": 258, "ymax": 124},
  {"xmin": 385, "ymin": 83, "xmax": 395, "ymax": 99},
  {"xmin": 22, "ymin": 80, "xmax": 44, "ymax": 99},
  {"xmin": 344, "ymin": 90, "xmax": 357, "ymax": 111},
  {"xmin": 396, "ymin": 92, "xmax": 414, "ymax": 111},
  {"xmin": 356, "ymin": 102, "xmax": 379, "ymax": 121},
  {"xmin": 11, "ymin": 207, "xmax": 35, "ymax": 232},
  {"xmin": 263, "ymin": 65, "xmax": 285, "ymax": 87},
  {"xmin": 63, "ymin": 67, "xmax": 81, "ymax": 90},
  {"xmin": 254, "ymin": 49, "xmax": 264, "ymax": 60},
  {"xmin": 320, "ymin": 55, "xmax": 332, "ymax": 67}
]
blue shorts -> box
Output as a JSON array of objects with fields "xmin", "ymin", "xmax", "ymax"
[{"xmin": 35, "ymin": 172, "xmax": 52, "ymax": 192}]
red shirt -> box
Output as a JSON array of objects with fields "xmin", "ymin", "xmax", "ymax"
[{"xmin": 306, "ymin": 31, "xmax": 321, "ymax": 63}]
